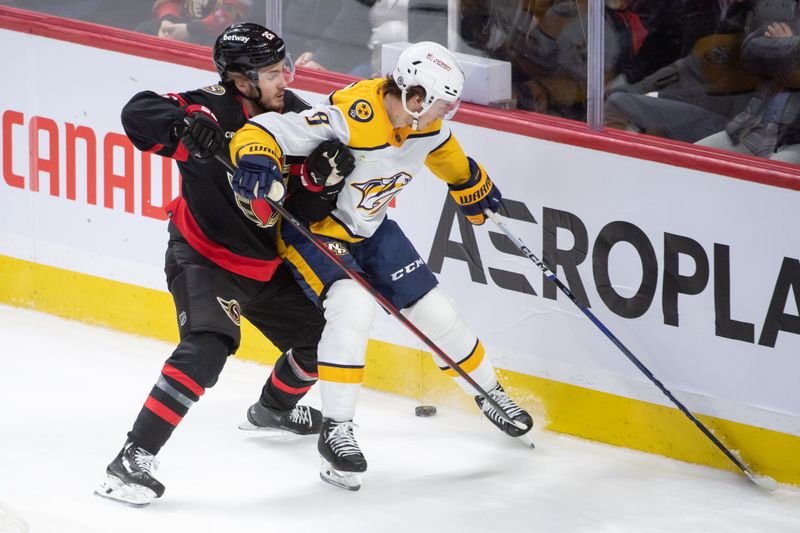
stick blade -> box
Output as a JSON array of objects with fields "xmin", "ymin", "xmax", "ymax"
[{"xmin": 747, "ymin": 472, "xmax": 779, "ymax": 491}]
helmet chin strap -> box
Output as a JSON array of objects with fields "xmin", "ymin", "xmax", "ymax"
[
  {"xmin": 400, "ymin": 89, "xmax": 425, "ymax": 131},
  {"xmin": 244, "ymin": 71, "xmax": 264, "ymax": 108},
  {"xmin": 226, "ymin": 72, "xmax": 265, "ymax": 112},
  {"xmin": 237, "ymin": 71, "xmax": 264, "ymax": 109},
  {"xmin": 251, "ymin": 84, "xmax": 264, "ymax": 108}
]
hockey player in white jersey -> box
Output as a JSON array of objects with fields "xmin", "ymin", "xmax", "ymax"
[{"xmin": 228, "ymin": 41, "xmax": 533, "ymax": 490}]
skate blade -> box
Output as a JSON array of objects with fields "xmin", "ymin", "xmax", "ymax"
[
  {"xmin": 238, "ymin": 420, "xmax": 317, "ymax": 438},
  {"xmin": 517, "ymin": 432, "xmax": 536, "ymax": 449},
  {"xmin": 0, "ymin": 500, "xmax": 29, "ymax": 533},
  {"xmin": 319, "ymin": 460, "xmax": 361, "ymax": 491},
  {"xmin": 94, "ymin": 474, "xmax": 156, "ymax": 507},
  {"xmin": 238, "ymin": 420, "xmax": 275, "ymax": 431}
]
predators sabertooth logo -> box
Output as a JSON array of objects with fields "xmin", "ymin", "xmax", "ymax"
[
  {"xmin": 216, "ymin": 297, "xmax": 241, "ymax": 326},
  {"xmin": 352, "ymin": 172, "xmax": 412, "ymax": 215}
]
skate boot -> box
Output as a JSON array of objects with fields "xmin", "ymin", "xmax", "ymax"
[
  {"xmin": 95, "ymin": 440, "xmax": 165, "ymax": 506},
  {"xmin": 239, "ymin": 402, "xmax": 322, "ymax": 435},
  {"xmin": 317, "ymin": 418, "xmax": 367, "ymax": 491},
  {"xmin": 476, "ymin": 384, "xmax": 534, "ymax": 446}
]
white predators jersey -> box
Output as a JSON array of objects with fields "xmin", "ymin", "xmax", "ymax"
[{"xmin": 231, "ymin": 78, "xmax": 472, "ymax": 241}]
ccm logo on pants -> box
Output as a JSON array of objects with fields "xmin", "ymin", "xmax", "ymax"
[{"xmin": 391, "ymin": 258, "xmax": 424, "ymax": 281}]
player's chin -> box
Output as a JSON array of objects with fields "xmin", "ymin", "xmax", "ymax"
[{"xmin": 264, "ymin": 95, "xmax": 284, "ymax": 112}]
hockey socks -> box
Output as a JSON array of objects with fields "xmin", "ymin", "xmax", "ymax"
[
  {"xmin": 128, "ymin": 362, "xmax": 205, "ymax": 455},
  {"xmin": 259, "ymin": 349, "xmax": 318, "ymax": 411}
]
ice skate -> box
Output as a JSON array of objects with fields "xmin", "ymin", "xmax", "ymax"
[
  {"xmin": 476, "ymin": 384, "xmax": 535, "ymax": 447},
  {"xmin": 95, "ymin": 440, "xmax": 165, "ymax": 506},
  {"xmin": 239, "ymin": 402, "xmax": 322, "ymax": 435},
  {"xmin": 318, "ymin": 418, "xmax": 367, "ymax": 491}
]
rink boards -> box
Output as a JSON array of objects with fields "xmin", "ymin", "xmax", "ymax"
[{"xmin": 1, "ymin": 12, "xmax": 798, "ymax": 484}]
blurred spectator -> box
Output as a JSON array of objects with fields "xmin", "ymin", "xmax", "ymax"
[
  {"xmin": 697, "ymin": 4, "xmax": 800, "ymax": 163},
  {"xmin": 281, "ymin": 0, "xmax": 432, "ymax": 78},
  {"xmin": 616, "ymin": 1, "xmax": 744, "ymax": 85},
  {"xmin": 136, "ymin": 0, "xmax": 251, "ymax": 46},
  {"xmin": 460, "ymin": 0, "xmax": 663, "ymax": 119},
  {"xmin": 368, "ymin": 0, "xmax": 409, "ymax": 76},
  {"xmin": 5, "ymin": 0, "xmax": 152, "ymax": 30},
  {"xmin": 281, "ymin": 0, "xmax": 372, "ymax": 76},
  {"xmin": 604, "ymin": 0, "xmax": 756, "ymax": 143}
]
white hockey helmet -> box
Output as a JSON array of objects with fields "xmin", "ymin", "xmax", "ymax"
[{"xmin": 393, "ymin": 41, "xmax": 465, "ymax": 124}]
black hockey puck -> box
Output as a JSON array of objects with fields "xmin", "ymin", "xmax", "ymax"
[{"xmin": 415, "ymin": 405, "xmax": 437, "ymax": 417}]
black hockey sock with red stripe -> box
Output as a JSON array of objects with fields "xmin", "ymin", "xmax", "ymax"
[
  {"xmin": 259, "ymin": 349, "xmax": 318, "ymax": 412},
  {"xmin": 128, "ymin": 333, "xmax": 230, "ymax": 454},
  {"xmin": 127, "ymin": 363, "xmax": 205, "ymax": 454}
]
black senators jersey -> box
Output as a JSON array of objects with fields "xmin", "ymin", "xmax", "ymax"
[{"xmin": 121, "ymin": 84, "xmax": 330, "ymax": 281}]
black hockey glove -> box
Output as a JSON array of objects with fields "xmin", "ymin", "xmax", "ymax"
[
  {"xmin": 180, "ymin": 105, "xmax": 223, "ymax": 160},
  {"xmin": 302, "ymin": 139, "xmax": 356, "ymax": 200}
]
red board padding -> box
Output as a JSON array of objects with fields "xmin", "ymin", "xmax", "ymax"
[{"xmin": 2, "ymin": 5, "xmax": 799, "ymax": 191}]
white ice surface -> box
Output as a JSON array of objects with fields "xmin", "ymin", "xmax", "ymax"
[{"xmin": 0, "ymin": 304, "xmax": 798, "ymax": 533}]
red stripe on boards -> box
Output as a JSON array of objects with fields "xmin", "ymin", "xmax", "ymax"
[{"xmin": 1, "ymin": 6, "xmax": 799, "ymax": 191}]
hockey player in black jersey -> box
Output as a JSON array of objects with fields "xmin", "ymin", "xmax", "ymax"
[{"xmin": 96, "ymin": 23, "xmax": 356, "ymax": 506}]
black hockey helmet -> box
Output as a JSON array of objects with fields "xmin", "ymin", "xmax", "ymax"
[{"xmin": 212, "ymin": 22, "xmax": 292, "ymax": 83}]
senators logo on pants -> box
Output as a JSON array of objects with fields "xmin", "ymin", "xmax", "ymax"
[
  {"xmin": 352, "ymin": 172, "xmax": 412, "ymax": 215},
  {"xmin": 216, "ymin": 297, "xmax": 242, "ymax": 326}
]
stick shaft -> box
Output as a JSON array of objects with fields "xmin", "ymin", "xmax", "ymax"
[
  {"xmin": 216, "ymin": 155, "xmax": 522, "ymax": 426},
  {"xmin": 486, "ymin": 210, "xmax": 758, "ymax": 478}
]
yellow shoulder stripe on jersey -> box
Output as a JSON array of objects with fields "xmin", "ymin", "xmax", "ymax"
[
  {"xmin": 330, "ymin": 78, "xmax": 393, "ymax": 150},
  {"xmin": 440, "ymin": 340, "xmax": 485, "ymax": 377},
  {"xmin": 318, "ymin": 363, "xmax": 365, "ymax": 384},
  {"xmin": 425, "ymin": 133, "xmax": 470, "ymax": 185},
  {"xmin": 230, "ymin": 122, "xmax": 284, "ymax": 166}
]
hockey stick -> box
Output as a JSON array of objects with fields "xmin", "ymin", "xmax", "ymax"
[
  {"xmin": 213, "ymin": 154, "xmax": 526, "ymax": 429},
  {"xmin": 485, "ymin": 209, "xmax": 778, "ymax": 489}
]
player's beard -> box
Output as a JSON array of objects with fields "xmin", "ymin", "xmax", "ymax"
[{"xmin": 258, "ymin": 91, "xmax": 284, "ymax": 113}]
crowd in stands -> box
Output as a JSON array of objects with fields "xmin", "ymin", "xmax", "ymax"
[{"xmin": 4, "ymin": 0, "xmax": 800, "ymax": 164}]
